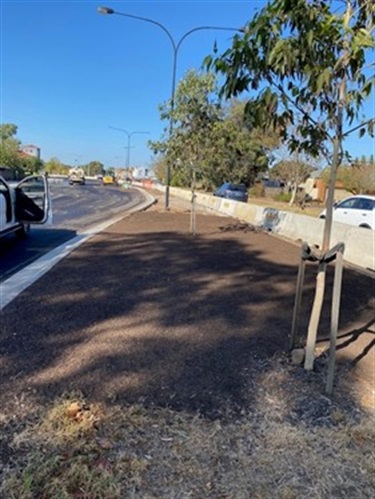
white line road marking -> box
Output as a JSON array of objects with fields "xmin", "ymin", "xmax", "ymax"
[{"xmin": 0, "ymin": 189, "xmax": 154, "ymax": 311}]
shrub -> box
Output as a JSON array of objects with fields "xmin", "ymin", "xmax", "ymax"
[
  {"xmin": 273, "ymin": 192, "xmax": 292, "ymax": 203},
  {"xmin": 249, "ymin": 183, "xmax": 265, "ymax": 197}
]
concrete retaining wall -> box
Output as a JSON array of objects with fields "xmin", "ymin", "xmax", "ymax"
[{"xmin": 157, "ymin": 186, "xmax": 374, "ymax": 272}]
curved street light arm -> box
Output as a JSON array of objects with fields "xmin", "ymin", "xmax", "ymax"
[
  {"xmin": 109, "ymin": 126, "xmax": 150, "ymax": 139},
  {"xmin": 109, "ymin": 125, "xmax": 130, "ymax": 139},
  {"xmin": 170, "ymin": 25, "xmax": 242, "ymax": 126},
  {"xmin": 176, "ymin": 25, "xmax": 241, "ymax": 53},
  {"xmin": 109, "ymin": 126, "xmax": 149, "ymax": 170},
  {"xmin": 99, "ymin": 6, "xmax": 243, "ymax": 209},
  {"xmin": 98, "ymin": 7, "xmax": 177, "ymax": 51},
  {"xmin": 99, "ymin": 7, "xmax": 242, "ymax": 119}
]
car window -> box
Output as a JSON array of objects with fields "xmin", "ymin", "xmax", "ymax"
[
  {"xmin": 356, "ymin": 198, "xmax": 375, "ymax": 211},
  {"xmin": 18, "ymin": 177, "xmax": 45, "ymax": 193},
  {"xmin": 216, "ymin": 183, "xmax": 231, "ymax": 193},
  {"xmin": 337, "ymin": 198, "xmax": 360, "ymax": 209},
  {"xmin": 232, "ymin": 184, "xmax": 247, "ymax": 192}
]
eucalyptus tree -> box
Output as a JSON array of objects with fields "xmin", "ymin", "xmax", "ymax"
[
  {"xmin": 150, "ymin": 69, "xmax": 222, "ymax": 188},
  {"xmin": 149, "ymin": 71, "xmax": 272, "ymax": 189},
  {"xmin": 200, "ymin": 117, "xmax": 270, "ymax": 189},
  {"xmin": 207, "ymin": 0, "xmax": 374, "ymax": 249},
  {"xmin": 151, "ymin": 156, "xmax": 167, "ymax": 184},
  {"xmin": 206, "ymin": 0, "xmax": 375, "ymax": 371}
]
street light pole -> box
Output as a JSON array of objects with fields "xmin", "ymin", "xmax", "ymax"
[
  {"xmin": 109, "ymin": 126, "xmax": 149, "ymax": 175},
  {"xmin": 98, "ymin": 6, "xmax": 242, "ymax": 209}
]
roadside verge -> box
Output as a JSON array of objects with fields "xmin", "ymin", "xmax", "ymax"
[{"xmin": 157, "ymin": 185, "xmax": 375, "ymax": 273}]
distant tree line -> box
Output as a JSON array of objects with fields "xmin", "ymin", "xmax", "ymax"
[
  {"xmin": 0, "ymin": 124, "xmax": 43, "ymax": 178},
  {"xmin": 0, "ymin": 123, "xmax": 105, "ymax": 179},
  {"xmin": 322, "ymin": 156, "xmax": 375, "ymax": 195}
]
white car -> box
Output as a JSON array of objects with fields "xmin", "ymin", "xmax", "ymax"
[
  {"xmin": 319, "ymin": 194, "xmax": 375, "ymax": 230},
  {"xmin": 0, "ymin": 174, "xmax": 51, "ymax": 238}
]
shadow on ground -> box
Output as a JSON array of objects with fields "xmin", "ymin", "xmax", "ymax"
[
  {"xmin": 0, "ymin": 212, "xmax": 374, "ymax": 420},
  {"xmin": 0, "ymin": 227, "xmax": 77, "ymax": 281}
]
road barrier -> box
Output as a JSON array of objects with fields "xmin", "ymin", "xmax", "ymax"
[{"xmin": 155, "ymin": 185, "xmax": 374, "ymax": 272}]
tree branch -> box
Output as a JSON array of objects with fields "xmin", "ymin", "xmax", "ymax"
[
  {"xmin": 343, "ymin": 118, "xmax": 375, "ymax": 137},
  {"xmin": 270, "ymin": 77, "xmax": 333, "ymax": 144}
]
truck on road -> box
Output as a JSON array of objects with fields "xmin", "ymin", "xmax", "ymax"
[{"xmin": 68, "ymin": 168, "xmax": 86, "ymax": 185}]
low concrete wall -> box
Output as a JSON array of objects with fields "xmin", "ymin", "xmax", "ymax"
[{"xmin": 161, "ymin": 186, "xmax": 374, "ymax": 272}]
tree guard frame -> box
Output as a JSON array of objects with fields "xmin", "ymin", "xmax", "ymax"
[{"xmin": 290, "ymin": 241, "xmax": 345, "ymax": 394}]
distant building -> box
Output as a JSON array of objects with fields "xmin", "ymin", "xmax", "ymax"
[
  {"xmin": 300, "ymin": 175, "xmax": 326, "ymax": 202},
  {"xmin": 132, "ymin": 167, "xmax": 149, "ymax": 179},
  {"xmin": 19, "ymin": 144, "xmax": 41, "ymax": 159}
]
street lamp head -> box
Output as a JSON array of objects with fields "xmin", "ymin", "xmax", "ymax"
[{"xmin": 97, "ymin": 6, "xmax": 114, "ymax": 15}]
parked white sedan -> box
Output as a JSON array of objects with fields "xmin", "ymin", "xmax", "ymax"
[{"xmin": 320, "ymin": 195, "xmax": 375, "ymax": 230}]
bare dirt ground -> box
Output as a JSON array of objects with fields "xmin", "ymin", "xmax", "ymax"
[{"xmin": 0, "ymin": 190, "xmax": 374, "ymax": 498}]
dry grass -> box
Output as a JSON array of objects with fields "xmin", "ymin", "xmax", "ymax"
[
  {"xmin": 248, "ymin": 196, "xmax": 324, "ymax": 218},
  {"xmin": 1, "ymin": 356, "xmax": 374, "ymax": 499},
  {"xmin": 152, "ymin": 189, "xmax": 324, "ymax": 218}
]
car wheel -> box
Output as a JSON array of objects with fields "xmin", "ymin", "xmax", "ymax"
[{"xmin": 359, "ymin": 224, "xmax": 371, "ymax": 229}]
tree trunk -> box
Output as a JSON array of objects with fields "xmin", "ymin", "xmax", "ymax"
[
  {"xmin": 304, "ymin": 77, "xmax": 345, "ymax": 370},
  {"xmin": 304, "ymin": 261, "xmax": 327, "ymax": 370},
  {"xmin": 289, "ymin": 183, "xmax": 298, "ymax": 206}
]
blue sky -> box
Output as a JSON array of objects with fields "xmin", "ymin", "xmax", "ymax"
[{"xmin": 1, "ymin": 1, "xmax": 374, "ymax": 170}]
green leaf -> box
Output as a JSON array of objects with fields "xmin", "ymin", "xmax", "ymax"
[
  {"xmin": 361, "ymin": 79, "xmax": 373, "ymax": 97},
  {"xmin": 315, "ymin": 69, "xmax": 330, "ymax": 93},
  {"xmin": 203, "ymin": 55, "xmax": 213, "ymax": 69}
]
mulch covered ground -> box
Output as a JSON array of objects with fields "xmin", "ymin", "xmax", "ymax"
[{"xmin": 0, "ymin": 192, "xmax": 374, "ymax": 497}]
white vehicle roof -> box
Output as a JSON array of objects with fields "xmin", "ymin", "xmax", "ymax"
[{"xmin": 343, "ymin": 194, "xmax": 375, "ymax": 200}]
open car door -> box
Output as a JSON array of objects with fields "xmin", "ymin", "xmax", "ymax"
[{"xmin": 15, "ymin": 174, "xmax": 51, "ymax": 224}]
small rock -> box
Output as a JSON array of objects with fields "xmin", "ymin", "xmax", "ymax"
[
  {"xmin": 291, "ymin": 348, "xmax": 305, "ymax": 365},
  {"xmin": 65, "ymin": 402, "xmax": 81, "ymax": 419}
]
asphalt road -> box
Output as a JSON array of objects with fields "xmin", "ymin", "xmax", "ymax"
[{"xmin": 0, "ymin": 179, "xmax": 145, "ymax": 282}]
